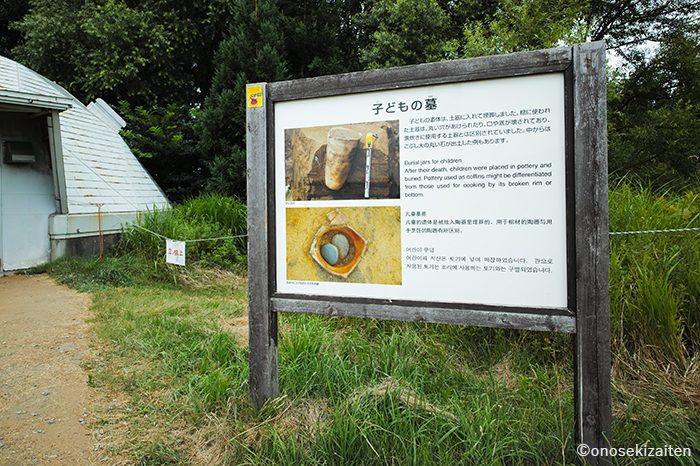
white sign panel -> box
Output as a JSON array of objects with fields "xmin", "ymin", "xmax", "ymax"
[
  {"xmin": 166, "ymin": 239, "xmax": 186, "ymax": 266},
  {"xmin": 274, "ymin": 73, "xmax": 567, "ymax": 309}
]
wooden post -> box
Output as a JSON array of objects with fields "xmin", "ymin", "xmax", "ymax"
[
  {"xmin": 573, "ymin": 41, "xmax": 612, "ymax": 463},
  {"xmin": 247, "ymin": 82, "xmax": 279, "ymax": 408}
]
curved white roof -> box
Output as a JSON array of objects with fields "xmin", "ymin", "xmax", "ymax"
[{"xmin": 0, "ymin": 55, "xmax": 169, "ymax": 214}]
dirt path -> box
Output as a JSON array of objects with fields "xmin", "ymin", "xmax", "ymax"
[{"xmin": 0, "ymin": 274, "xmax": 95, "ymax": 465}]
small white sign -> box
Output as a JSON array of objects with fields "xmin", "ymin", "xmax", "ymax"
[{"xmin": 166, "ymin": 239, "xmax": 186, "ymax": 266}]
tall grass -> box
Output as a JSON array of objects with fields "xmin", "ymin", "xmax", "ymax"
[
  {"xmin": 79, "ymin": 283, "xmax": 699, "ymax": 465},
  {"xmin": 119, "ymin": 194, "xmax": 247, "ymax": 270},
  {"xmin": 609, "ymin": 181, "xmax": 700, "ymax": 368},
  {"xmin": 116, "ymin": 185, "xmax": 700, "ymax": 369},
  {"xmin": 43, "ymin": 184, "xmax": 700, "ymax": 463}
]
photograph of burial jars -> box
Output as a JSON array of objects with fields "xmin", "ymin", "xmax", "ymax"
[
  {"xmin": 285, "ymin": 121, "xmax": 400, "ymax": 200},
  {"xmin": 286, "ymin": 207, "xmax": 402, "ymax": 284}
]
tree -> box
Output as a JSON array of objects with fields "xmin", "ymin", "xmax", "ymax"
[
  {"xmin": 356, "ymin": 0, "xmax": 455, "ymax": 69},
  {"xmin": 198, "ymin": 0, "xmax": 288, "ymax": 198},
  {"xmin": 459, "ymin": 0, "xmax": 586, "ymax": 57},
  {"xmin": 12, "ymin": 0, "xmax": 235, "ymax": 106},
  {"xmin": 587, "ymin": 0, "xmax": 699, "ymax": 62},
  {"xmin": 199, "ymin": 0, "xmax": 374, "ymax": 198},
  {"xmin": 12, "ymin": 0, "xmax": 241, "ymax": 202},
  {"xmin": 608, "ymin": 25, "xmax": 700, "ymax": 187},
  {"xmin": 279, "ymin": 0, "xmax": 364, "ymax": 77},
  {"xmin": 14, "ymin": 0, "xmax": 175, "ymax": 105},
  {"xmin": 119, "ymin": 103, "xmax": 205, "ymax": 201},
  {"xmin": 0, "ymin": 0, "xmax": 27, "ymax": 57}
]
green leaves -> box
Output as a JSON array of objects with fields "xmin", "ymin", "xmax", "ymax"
[
  {"xmin": 608, "ymin": 25, "xmax": 700, "ymax": 188},
  {"xmin": 459, "ymin": 0, "xmax": 587, "ymax": 57},
  {"xmin": 119, "ymin": 102, "xmax": 205, "ymax": 200},
  {"xmin": 357, "ymin": 0, "xmax": 453, "ymax": 69},
  {"xmin": 198, "ymin": 0, "xmax": 289, "ymax": 198},
  {"xmin": 12, "ymin": 0, "xmax": 232, "ymax": 106},
  {"xmin": 77, "ymin": 0, "xmax": 172, "ymax": 102}
]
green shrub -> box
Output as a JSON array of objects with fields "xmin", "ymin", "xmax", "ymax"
[{"xmin": 119, "ymin": 194, "xmax": 247, "ymax": 270}]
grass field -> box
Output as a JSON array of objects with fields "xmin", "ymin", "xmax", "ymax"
[{"xmin": 44, "ymin": 185, "xmax": 700, "ymax": 464}]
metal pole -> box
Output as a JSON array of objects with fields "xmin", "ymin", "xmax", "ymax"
[{"xmin": 364, "ymin": 133, "xmax": 377, "ymax": 198}]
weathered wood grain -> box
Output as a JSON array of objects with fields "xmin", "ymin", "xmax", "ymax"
[
  {"xmin": 573, "ymin": 41, "xmax": 612, "ymax": 463},
  {"xmin": 271, "ymin": 297, "xmax": 575, "ymax": 333},
  {"xmin": 247, "ymin": 82, "xmax": 279, "ymax": 409},
  {"xmin": 269, "ymin": 46, "xmax": 572, "ymax": 101}
]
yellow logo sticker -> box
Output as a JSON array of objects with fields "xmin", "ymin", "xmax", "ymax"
[{"xmin": 247, "ymin": 85, "xmax": 263, "ymax": 108}]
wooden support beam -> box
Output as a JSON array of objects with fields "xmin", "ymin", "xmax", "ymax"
[
  {"xmin": 573, "ymin": 41, "xmax": 612, "ymax": 464},
  {"xmin": 246, "ymin": 82, "xmax": 279, "ymax": 408}
]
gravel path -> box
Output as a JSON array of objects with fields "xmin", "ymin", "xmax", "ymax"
[{"xmin": 0, "ymin": 275, "xmax": 95, "ymax": 465}]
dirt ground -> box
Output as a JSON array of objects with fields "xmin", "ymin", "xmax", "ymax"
[{"xmin": 0, "ymin": 274, "xmax": 96, "ymax": 465}]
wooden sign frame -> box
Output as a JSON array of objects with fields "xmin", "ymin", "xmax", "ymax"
[{"xmin": 247, "ymin": 42, "xmax": 610, "ymax": 461}]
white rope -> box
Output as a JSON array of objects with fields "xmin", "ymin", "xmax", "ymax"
[
  {"xmin": 185, "ymin": 234, "xmax": 247, "ymax": 243},
  {"xmin": 123, "ymin": 217, "xmax": 247, "ymax": 243},
  {"xmin": 128, "ymin": 222, "xmax": 169, "ymax": 240},
  {"xmin": 609, "ymin": 227, "xmax": 700, "ymax": 236}
]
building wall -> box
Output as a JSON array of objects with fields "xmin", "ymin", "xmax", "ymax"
[
  {"xmin": 50, "ymin": 233, "xmax": 121, "ymax": 260},
  {"xmin": 0, "ymin": 112, "xmax": 56, "ymax": 271}
]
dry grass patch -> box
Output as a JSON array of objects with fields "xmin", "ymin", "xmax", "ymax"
[
  {"xmin": 176, "ymin": 267, "xmax": 247, "ymax": 291},
  {"xmin": 351, "ymin": 377, "xmax": 457, "ymax": 421},
  {"xmin": 612, "ymin": 351, "xmax": 700, "ymax": 409},
  {"xmin": 219, "ymin": 315, "xmax": 249, "ymax": 347},
  {"xmin": 270, "ymin": 397, "xmax": 331, "ymax": 441},
  {"xmin": 492, "ymin": 354, "xmax": 518, "ymax": 390}
]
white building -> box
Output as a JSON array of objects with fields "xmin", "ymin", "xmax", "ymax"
[{"xmin": 0, "ymin": 55, "xmax": 169, "ymax": 272}]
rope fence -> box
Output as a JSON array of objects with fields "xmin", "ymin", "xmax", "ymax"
[
  {"xmin": 127, "ymin": 222, "xmax": 247, "ymax": 243},
  {"xmin": 67, "ymin": 149, "xmax": 699, "ymax": 243},
  {"xmin": 122, "ymin": 218, "xmax": 700, "ymax": 243},
  {"xmin": 76, "ymin": 204, "xmax": 698, "ymax": 267},
  {"xmin": 79, "ymin": 206, "xmax": 700, "ymax": 244},
  {"xmin": 609, "ymin": 227, "xmax": 700, "ymax": 236}
]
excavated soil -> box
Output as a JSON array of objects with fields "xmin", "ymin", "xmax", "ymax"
[{"xmin": 286, "ymin": 206, "xmax": 402, "ymax": 284}]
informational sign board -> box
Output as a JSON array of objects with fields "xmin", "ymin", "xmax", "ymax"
[
  {"xmin": 247, "ymin": 43, "xmax": 610, "ymax": 463},
  {"xmin": 166, "ymin": 239, "xmax": 186, "ymax": 266},
  {"xmin": 274, "ymin": 73, "xmax": 568, "ymax": 309}
]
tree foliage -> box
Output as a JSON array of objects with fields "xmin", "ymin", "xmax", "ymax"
[
  {"xmin": 608, "ymin": 25, "xmax": 700, "ymax": 187},
  {"xmin": 588, "ymin": 0, "xmax": 699, "ymax": 58},
  {"xmin": 198, "ymin": 0, "xmax": 288, "ymax": 197},
  {"xmin": 460, "ymin": 0, "xmax": 587, "ymax": 57},
  {"xmin": 356, "ymin": 0, "xmax": 454, "ymax": 68},
  {"xmin": 199, "ymin": 0, "xmax": 367, "ymax": 197},
  {"xmin": 12, "ymin": 0, "xmax": 233, "ymax": 106},
  {"xmin": 0, "ymin": 0, "xmax": 27, "ymax": 57},
  {"xmin": 118, "ymin": 103, "xmax": 205, "ymax": 201},
  {"xmin": 280, "ymin": 0, "xmax": 363, "ymax": 77},
  {"xmin": 4, "ymin": 0, "xmax": 699, "ymax": 198}
]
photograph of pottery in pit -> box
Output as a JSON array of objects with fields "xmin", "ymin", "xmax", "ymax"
[
  {"xmin": 285, "ymin": 121, "xmax": 400, "ymax": 201},
  {"xmin": 286, "ymin": 206, "xmax": 402, "ymax": 284}
]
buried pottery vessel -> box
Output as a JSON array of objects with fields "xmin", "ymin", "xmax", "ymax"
[
  {"xmin": 309, "ymin": 211, "xmax": 367, "ymax": 278},
  {"xmin": 324, "ymin": 127, "xmax": 362, "ymax": 190}
]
